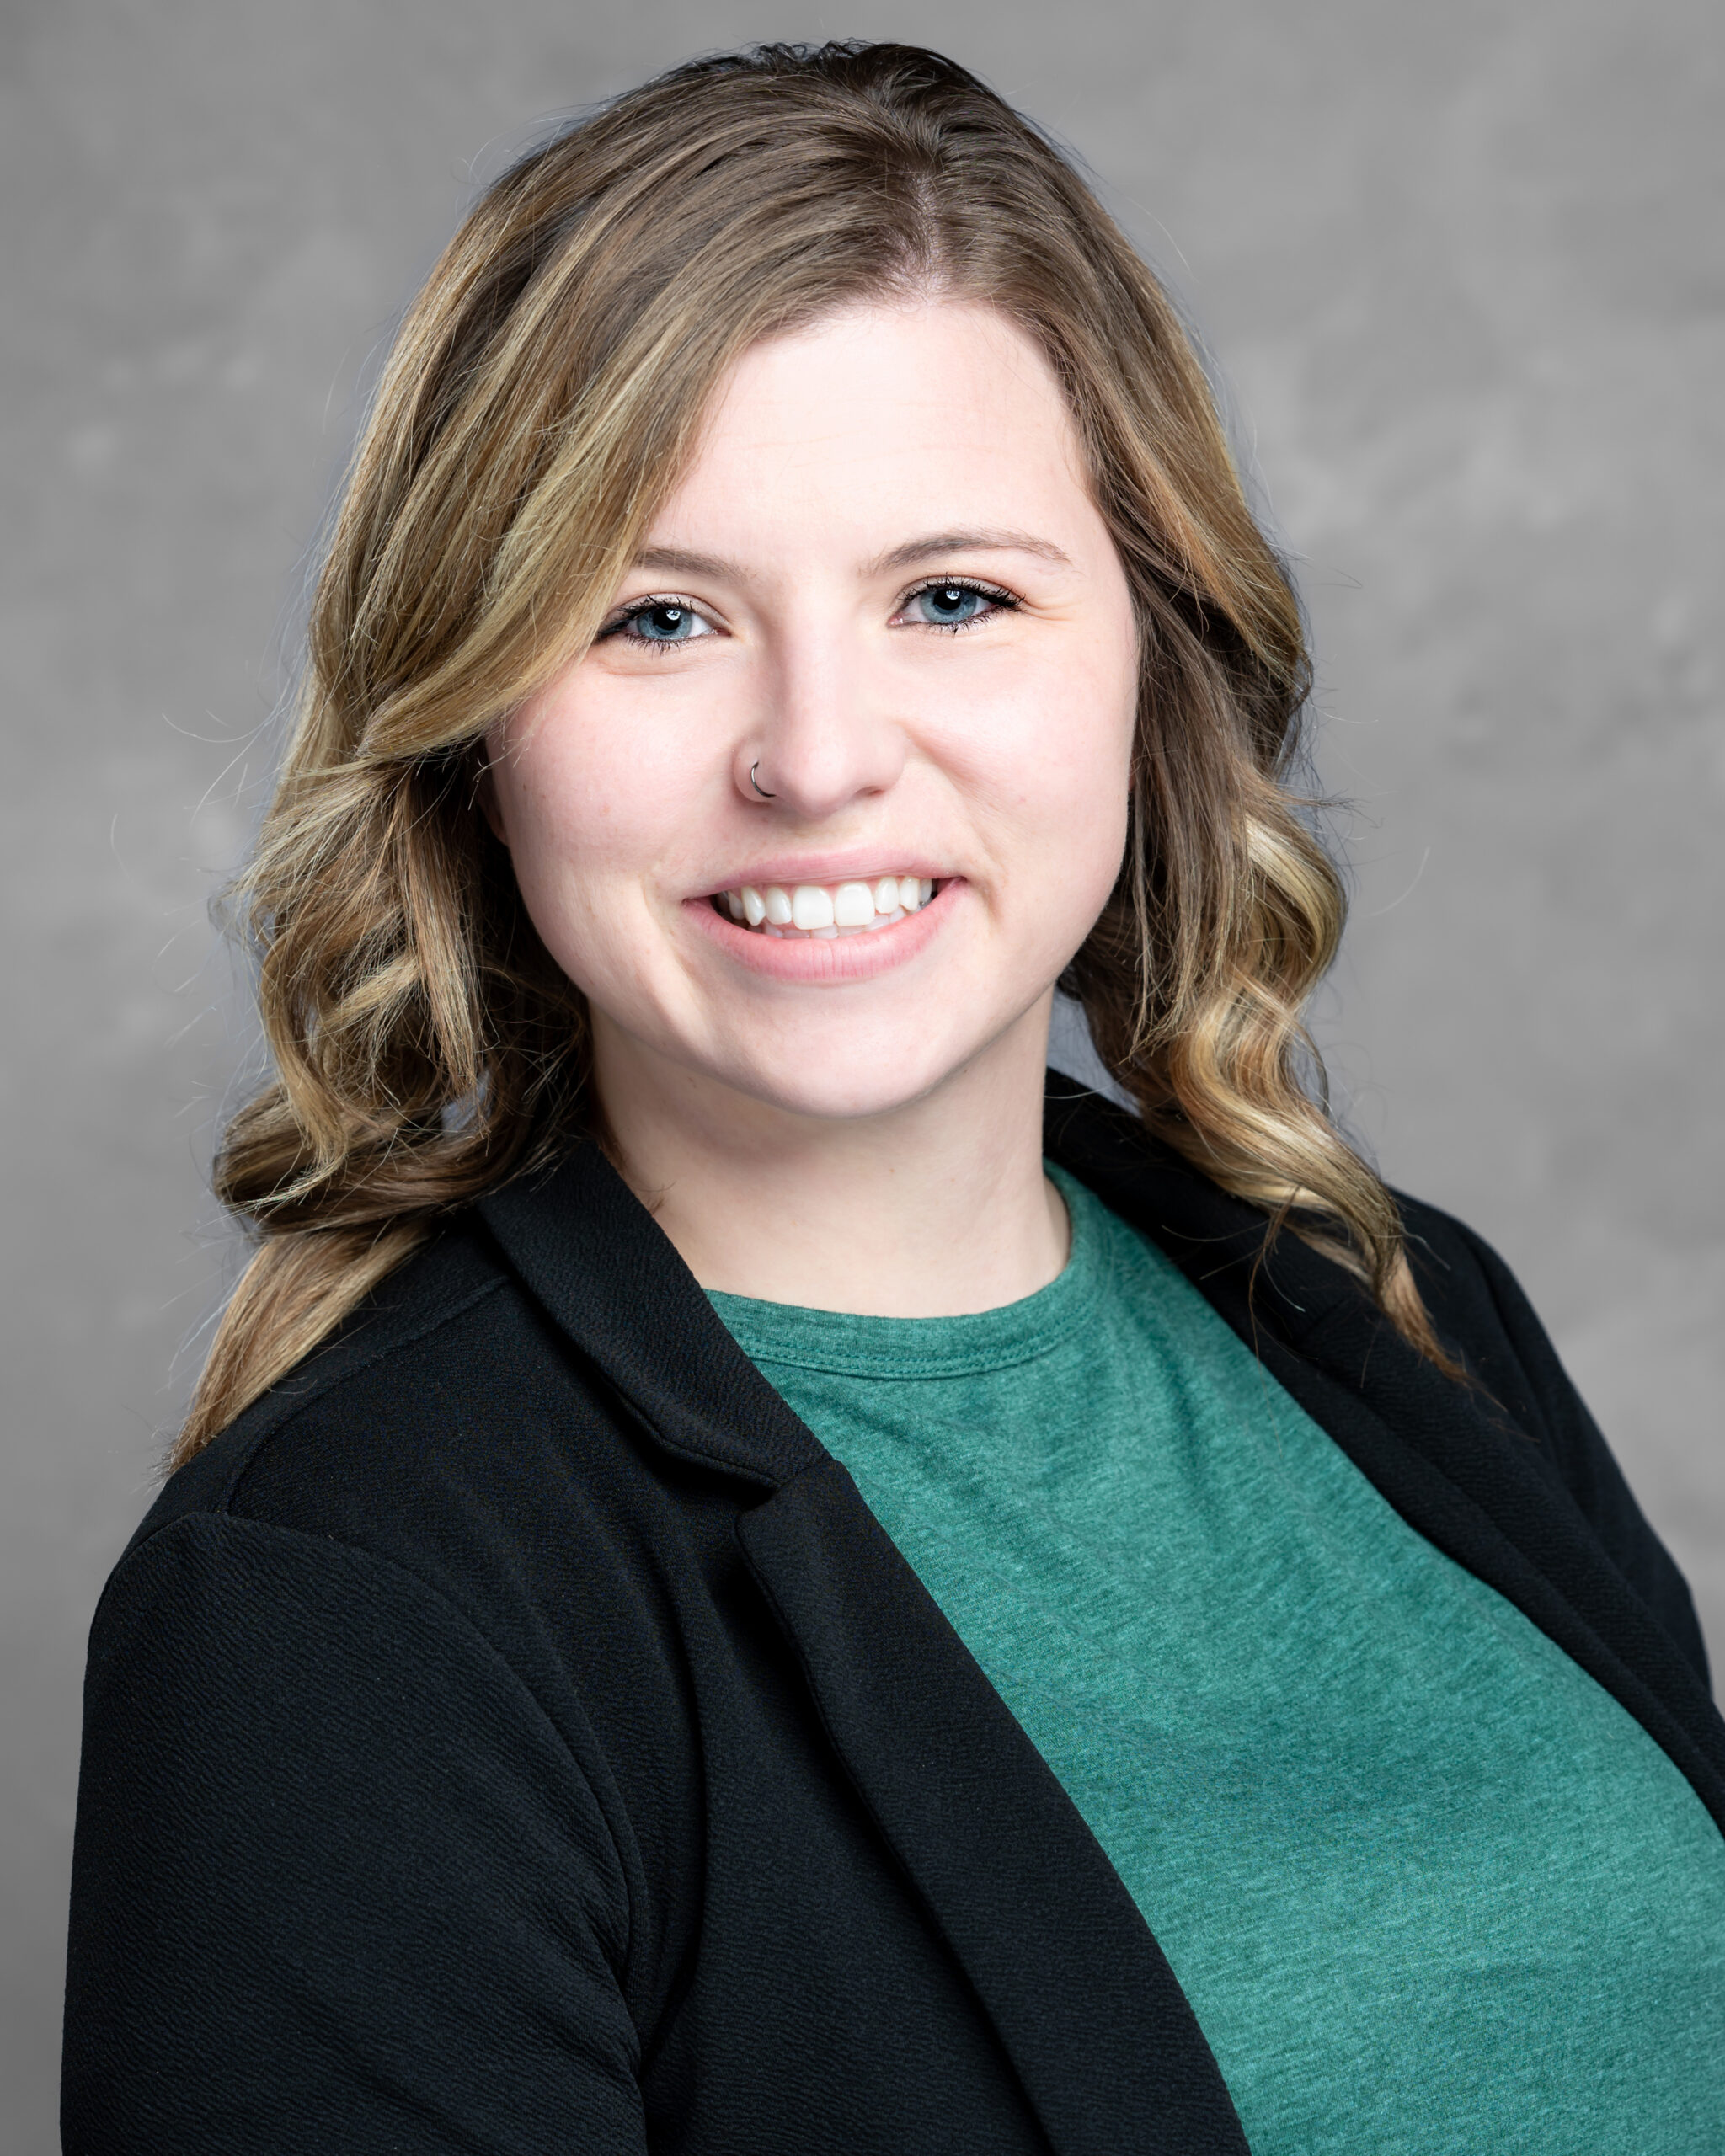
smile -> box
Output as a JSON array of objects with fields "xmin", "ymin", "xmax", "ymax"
[{"xmin": 713, "ymin": 875, "xmax": 938, "ymax": 939}]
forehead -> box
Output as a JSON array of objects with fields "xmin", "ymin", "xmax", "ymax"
[{"xmin": 649, "ymin": 302, "xmax": 1096, "ymax": 556}]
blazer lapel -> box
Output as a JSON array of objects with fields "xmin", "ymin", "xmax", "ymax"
[
  {"xmin": 739, "ymin": 1457, "xmax": 1248, "ymax": 2155},
  {"xmin": 478, "ymin": 1146, "xmax": 823, "ymax": 1488},
  {"xmin": 479, "ymin": 1145, "xmax": 1247, "ymax": 2153}
]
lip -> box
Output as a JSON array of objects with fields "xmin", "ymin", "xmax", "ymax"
[
  {"xmin": 692, "ymin": 847, "xmax": 949, "ymax": 896},
  {"xmin": 684, "ymin": 877, "xmax": 962, "ymax": 982}
]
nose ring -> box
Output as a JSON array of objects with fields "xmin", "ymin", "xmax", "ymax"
[{"xmin": 750, "ymin": 761, "xmax": 776, "ymax": 799}]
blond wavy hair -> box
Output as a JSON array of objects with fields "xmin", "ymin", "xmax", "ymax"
[{"xmin": 179, "ymin": 40, "xmax": 1451, "ymax": 1464}]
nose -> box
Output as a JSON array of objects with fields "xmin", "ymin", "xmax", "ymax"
[{"xmin": 735, "ymin": 629, "xmax": 907, "ymax": 819}]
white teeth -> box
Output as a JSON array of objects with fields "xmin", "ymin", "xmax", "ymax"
[{"xmin": 718, "ymin": 874, "xmax": 939, "ymax": 937}]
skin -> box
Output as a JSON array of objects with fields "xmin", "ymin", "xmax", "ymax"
[{"xmin": 485, "ymin": 300, "xmax": 1140, "ymax": 1315}]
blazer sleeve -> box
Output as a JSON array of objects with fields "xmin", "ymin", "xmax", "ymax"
[
  {"xmin": 1434, "ymin": 1210, "xmax": 1712, "ymax": 1694},
  {"xmin": 62, "ymin": 1509, "xmax": 647, "ymax": 2155}
]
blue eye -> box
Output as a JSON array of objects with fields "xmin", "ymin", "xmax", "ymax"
[
  {"xmin": 629, "ymin": 601, "xmax": 697, "ymax": 642},
  {"xmin": 913, "ymin": 583, "xmax": 987, "ymax": 626},
  {"xmin": 600, "ymin": 595, "xmax": 716, "ymax": 647},
  {"xmin": 904, "ymin": 579, "xmax": 1017, "ymax": 630}
]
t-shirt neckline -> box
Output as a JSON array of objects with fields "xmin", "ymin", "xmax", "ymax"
[{"xmin": 706, "ymin": 1164, "xmax": 1104, "ymax": 1381}]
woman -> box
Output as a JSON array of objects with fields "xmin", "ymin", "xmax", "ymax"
[{"xmin": 63, "ymin": 41, "xmax": 1724, "ymax": 2153}]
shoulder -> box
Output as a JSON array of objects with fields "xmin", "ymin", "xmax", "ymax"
[
  {"xmin": 1388, "ymin": 1187, "xmax": 1711, "ymax": 1684},
  {"xmin": 137, "ymin": 1224, "xmax": 509, "ymax": 1534},
  {"xmin": 1048, "ymin": 1087, "xmax": 1708, "ymax": 1669},
  {"xmin": 1391, "ymin": 1193, "xmax": 1538, "ymax": 1366},
  {"xmin": 1046, "ymin": 1078, "xmax": 1550, "ymax": 1406},
  {"xmin": 1306, "ymin": 1177, "xmax": 1631, "ymax": 1534},
  {"xmin": 139, "ymin": 1211, "xmax": 652, "ymax": 1528},
  {"xmin": 114, "ymin": 1214, "xmax": 683, "ymax": 1693},
  {"xmin": 1390, "ymin": 1188, "xmax": 1589, "ymax": 1452},
  {"xmin": 85, "ymin": 1211, "xmax": 642, "ymax": 1787},
  {"xmin": 92, "ymin": 1206, "xmax": 714, "ymax": 1874}
]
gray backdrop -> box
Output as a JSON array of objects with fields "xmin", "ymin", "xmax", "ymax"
[{"xmin": 4, "ymin": 0, "xmax": 1720, "ymax": 2144}]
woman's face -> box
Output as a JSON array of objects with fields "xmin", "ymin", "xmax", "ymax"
[{"xmin": 487, "ymin": 301, "xmax": 1139, "ymax": 1126}]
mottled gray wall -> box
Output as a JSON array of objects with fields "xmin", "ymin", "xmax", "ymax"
[{"xmin": 3, "ymin": 0, "xmax": 1720, "ymax": 2144}]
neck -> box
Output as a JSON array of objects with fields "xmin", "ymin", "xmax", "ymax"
[{"xmin": 590, "ymin": 998, "xmax": 1068, "ymax": 1317}]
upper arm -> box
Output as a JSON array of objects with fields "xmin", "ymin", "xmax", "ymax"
[{"xmin": 63, "ymin": 1511, "xmax": 648, "ymax": 2155}]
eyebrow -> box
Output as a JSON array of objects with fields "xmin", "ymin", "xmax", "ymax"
[
  {"xmin": 632, "ymin": 546, "xmax": 740, "ymax": 581},
  {"xmin": 628, "ymin": 528, "xmax": 1076, "ymax": 585},
  {"xmin": 868, "ymin": 528, "xmax": 1076, "ymax": 575}
]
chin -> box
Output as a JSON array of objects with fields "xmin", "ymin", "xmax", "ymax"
[
  {"xmin": 703, "ymin": 1011, "xmax": 1028, "ymax": 1127},
  {"xmin": 724, "ymin": 1062, "xmax": 953, "ymax": 1126}
]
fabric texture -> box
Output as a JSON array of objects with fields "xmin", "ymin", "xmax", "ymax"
[
  {"xmin": 61, "ymin": 1080, "xmax": 1725, "ymax": 2154},
  {"xmin": 712, "ymin": 1164, "xmax": 1725, "ymax": 2150}
]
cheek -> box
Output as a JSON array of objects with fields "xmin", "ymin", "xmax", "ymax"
[
  {"xmin": 1042, "ymin": 740, "xmax": 1132, "ymax": 939},
  {"xmin": 489, "ymin": 708, "xmax": 662, "ymax": 959},
  {"xmin": 973, "ymin": 640, "xmax": 1136, "ymax": 910},
  {"xmin": 1061, "ymin": 622, "xmax": 1139, "ymax": 887}
]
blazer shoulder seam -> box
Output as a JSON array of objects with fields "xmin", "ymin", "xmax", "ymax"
[{"xmin": 210, "ymin": 1265, "xmax": 512, "ymax": 1510}]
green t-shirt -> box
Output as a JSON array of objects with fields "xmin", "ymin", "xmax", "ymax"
[{"xmin": 709, "ymin": 1166, "xmax": 1725, "ymax": 2151}]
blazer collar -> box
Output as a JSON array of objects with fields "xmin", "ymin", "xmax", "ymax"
[
  {"xmin": 474, "ymin": 1077, "xmax": 1363, "ymax": 1494},
  {"xmin": 477, "ymin": 1145, "xmax": 823, "ymax": 1491},
  {"xmin": 1042, "ymin": 1072, "xmax": 1366, "ymax": 1349}
]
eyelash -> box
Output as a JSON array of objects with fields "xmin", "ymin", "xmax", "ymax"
[
  {"xmin": 596, "ymin": 575, "xmax": 1023, "ymax": 649},
  {"xmin": 897, "ymin": 576, "xmax": 1020, "ymax": 632},
  {"xmin": 595, "ymin": 595, "xmax": 714, "ymax": 650}
]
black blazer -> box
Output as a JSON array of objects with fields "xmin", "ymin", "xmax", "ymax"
[{"xmin": 62, "ymin": 1079, "xmax": 1724, "ymax": 2155}]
